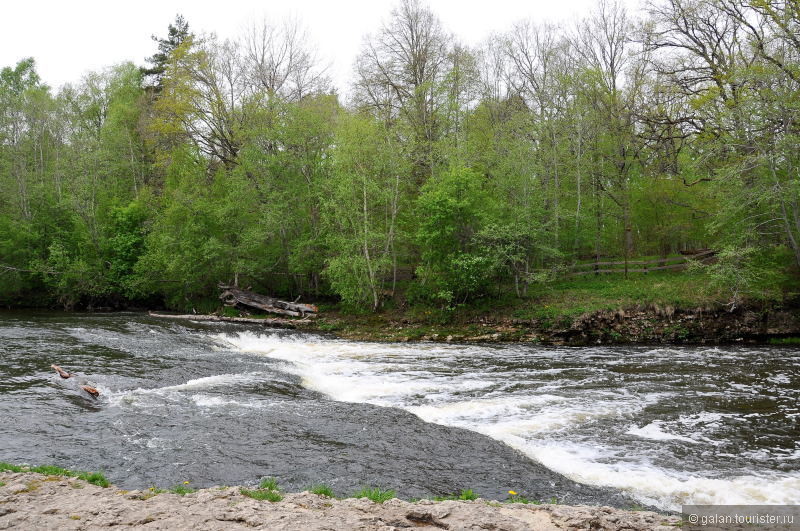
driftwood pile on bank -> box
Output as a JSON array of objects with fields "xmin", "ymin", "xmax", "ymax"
[{"xmin": 219, "ymin": 285, "xmax": 318, "ymax": 317}]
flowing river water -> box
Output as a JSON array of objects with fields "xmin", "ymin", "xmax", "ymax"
[{"xmin": 1, "ymin": 312, "xmax": 798, "ymax": 511}]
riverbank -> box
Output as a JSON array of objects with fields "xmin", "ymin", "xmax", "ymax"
[
  {"xmin": 312, "ymin": 301, "xmax": 800, "ymax": 345},
  {"xmin": 9, "ymin": 270, "xmax": 800, "ymax": 345},
  {"xmin": 2, "ymin": 314, "xmax": 797, "ymax": 516},
  {"xmin": 0, "ymin": 471, "xmax": 680, "ymax": 530},
  {"xmin": 268, "ymin": 271, "xmax": 800, "ymax": 345}
]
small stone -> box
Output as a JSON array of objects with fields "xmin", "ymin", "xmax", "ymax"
[{"xmin": 7, "ymin": 482, "xmax": 29, "ymax": 494}]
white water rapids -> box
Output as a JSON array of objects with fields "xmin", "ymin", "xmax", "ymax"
[{"xmin": 213, "ymin": 330, "xmax": 800, "ymax": 511}]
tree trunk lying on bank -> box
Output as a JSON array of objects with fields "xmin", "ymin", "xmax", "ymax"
[
  {"xmin": 218, "ymin": 286, "xmax": 318, "ymax": 317},
  {"xmin": 148, "ymin": 312, "xmax": 306, "ymax": 328}
]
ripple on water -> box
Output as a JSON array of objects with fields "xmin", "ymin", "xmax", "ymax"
[
  {"xmin": 1, "ymin": 316, "xmax": 799, "ymax": 510},
  {"xmin": 212, "ymin": 330, "xmax": 800, "ymax": 510}
]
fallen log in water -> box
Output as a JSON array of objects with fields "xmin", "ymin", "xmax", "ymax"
[
  {"xmin": 218, "ymin": 286, "xmax": 318, "ymax": 317},
  {"xmin": 148, "ymin": 312, "xmax": 306, "ymax": 328},
  {"xmin": 51, "ymin": 364, "xmax": 71, "ymax": 379}
]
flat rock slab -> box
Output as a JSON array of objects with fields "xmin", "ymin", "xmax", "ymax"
[{"xmin": 0, "ymin": 472, "xmax": 679, "ymax": 530}]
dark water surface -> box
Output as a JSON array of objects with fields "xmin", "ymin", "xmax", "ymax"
[{"xmin": 1, "ymin": 312, "xmax": 798, "ymax": 510}]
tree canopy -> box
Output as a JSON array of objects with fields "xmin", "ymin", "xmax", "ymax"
[{"xmin": 1, "ymin": 0, "xmax": 798, "ymax": 311}]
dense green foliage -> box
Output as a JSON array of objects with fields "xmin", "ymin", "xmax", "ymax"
[{"xmin": 1, "ymin": 0, "xmax": 799, "ymax": 312}]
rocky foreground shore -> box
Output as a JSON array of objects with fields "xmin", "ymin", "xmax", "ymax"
[{"xmin": 0, "ymin": 472, "xmax": 679, "ymax": 530}]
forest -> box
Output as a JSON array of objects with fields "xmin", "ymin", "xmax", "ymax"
[{"xmin": 1, "ymin": 0, "xmax": 799, "ymax": 314}]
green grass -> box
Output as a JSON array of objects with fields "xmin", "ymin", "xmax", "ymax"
[
  {"xmin": 0, "ymin": 463, "xmax": 24, "ymax": 473},
  {"xmin": 139, "ymin": 486, "xmax": 167, "ymax": 499},
  {"xmin": 352, "ymin": 487, "xmax": 396, "ymax": 504},
  {"xmin": 433, "ymin": 489, "xmax": 479, "ymax": 501},
  {"xmin": 0, "ymin": 482, "xmax": 5, "ymax": 487},
  {"xmin": 168, "ymin": 484, "xmax": 196, "ymax": 496},
  {"xmin": 770, "ymin": 337, "xmax": 800, "ymax": 345},
  {"xmin": 0, "ymin": 462, "xmax": 109, "ymax": 488},
  {"xmin": 258, "ymin": 477, "xmax": 280, "ymax": 490},
  {"xmin": 309, "ymin": 484, "xmax": 335, "ymax": 497},
  {"xmin": 317, "ymin": 320, "xmax": 344, "ymax": 332},
  {"xmin": 390, "ymin": 264, "xmax": 794, "ymax": 329},
  {"xmin": 221, "ymin": 306, "xmax": 241, "ymax": 317},
  {"xmin": 323, "ymin": 265, "xmax": 795, "ymax": 341},
  {"xmin": 506, "ymin": 494, "xmax": 541, "ymax": 505},
  {"xmin": 241, "ymin": 487, "xmax": 283, "ymax": 502},
  {"xmin": 241, "ymin": 476, "xmax": 283, "ymax": 502},
  {"xmin": 516, "ymin": 271, "xmax": 721, "ymax": 321}
]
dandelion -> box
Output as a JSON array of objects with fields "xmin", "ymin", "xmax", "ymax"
[
  {"xmin": 183, "ymin": 481, "xmax": 190, "ymax": 485},
  {"xmin": 149, "ymin": 487, "xmax": 155, "ymax": 491},
  {"xmin": 508, "ymin": 490, "xmax": 517, "ymax": 495}
]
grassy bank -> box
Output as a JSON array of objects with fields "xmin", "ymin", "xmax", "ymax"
[
  {"xmin": 1, "ymin": 469, "xmax": 681, "ymax": 529},
  {"xmin": 0, "ymin": 464, "xmax": 556, "ymax": 506},
  {"xmin": 305, "ymin": 270, "xmax": 800, "ymax": 344},
  {"xmin": 0, "ymin": 462, "xmax": 109, "ymax": 488}
]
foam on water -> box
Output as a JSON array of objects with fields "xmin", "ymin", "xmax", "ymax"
[
  {"xmin": 522, "ymin": 442, "xmax": 800, "ymax": 508},
  {"xmin": 626, "ymin": 421, "xmax": 699, "ymax": 443},
  {"xmin": 103, "ymin": 372, "xmax": 268, "ymax": 408},
  {"xmin": 188, "ymin": 393, "xmax": 272, "ymax": 409},
  {"xmin": 214, "ymin": 331, "xmax": 800, "ymax": 510}
]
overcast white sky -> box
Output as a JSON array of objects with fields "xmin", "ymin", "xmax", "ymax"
[{"xmin": 1, "ymin": 0, "xmax": 642, "ymax": 94}]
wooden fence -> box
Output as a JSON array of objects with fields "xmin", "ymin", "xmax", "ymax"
[{"xmin": 566, "ymin": 249, "xmax": 717, "ymax": 277}]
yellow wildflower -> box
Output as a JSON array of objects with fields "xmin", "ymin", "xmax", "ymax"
[
  {"xmin": 508, "ymin": 490, "xmax": 517, "ymax": 495},
  {"xmin": 183, "ymin": 481, "xmax": 190, "ymax": 485}
]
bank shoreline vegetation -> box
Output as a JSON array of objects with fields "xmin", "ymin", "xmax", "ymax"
[
  {"xmin": 1, "ymin": 0, "xmax": 799, "ymax": 334},
  {"xmin": 0, "ymin": 463, "xmax": 641, "ymax": 510},
  {"xmin": 0, "ymin": 469, "xmax": 682, "ymax": 529}
]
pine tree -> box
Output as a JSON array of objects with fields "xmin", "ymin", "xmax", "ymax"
[{"xmin": 141, "ymin": 14, "xmax": 192, "ymax": 91}]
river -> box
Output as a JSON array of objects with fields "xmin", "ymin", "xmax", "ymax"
[{"xmin": 1, "ymin": 312, "xmax": 797, "ymax": 511}]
